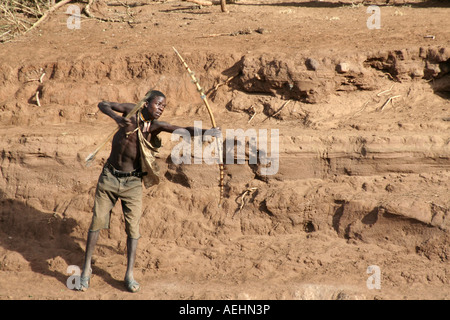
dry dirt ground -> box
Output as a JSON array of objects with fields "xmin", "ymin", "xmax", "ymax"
[{"xmin": 0, "ymin": 0, "xmax": 449, "ymax": 301}]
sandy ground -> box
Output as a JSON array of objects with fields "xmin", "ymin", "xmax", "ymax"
[{"xmin": 0, "ymin": 0, "xmax": 449, "ymax": 301}]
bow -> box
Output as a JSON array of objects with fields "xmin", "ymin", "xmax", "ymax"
[{"xmin": 173, "ymin": 47, "xmax": 225, "ymax": 207}]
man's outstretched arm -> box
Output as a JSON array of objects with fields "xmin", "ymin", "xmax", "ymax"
[{"xmin": 150, "ymin": 121, "xmax": 220, "ymax": 137}]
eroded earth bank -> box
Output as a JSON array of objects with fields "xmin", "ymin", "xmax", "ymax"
[{"xmin": 0, "ymin": 0, "xmax": 449, "ymax": 299}]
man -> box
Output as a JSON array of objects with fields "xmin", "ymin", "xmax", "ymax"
[{"xmin": 77, "ymin": 90, "xmax": 217, "ymax": 293}]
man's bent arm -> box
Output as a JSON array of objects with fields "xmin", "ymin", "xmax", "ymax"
[{"xmin": 98, "ymin": 101, "xmax": 135, "ymax": 127}]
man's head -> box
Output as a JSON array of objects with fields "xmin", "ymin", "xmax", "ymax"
[{"xmin": 143, "ymin": 90, "xmax": 166, "ymax": 121}]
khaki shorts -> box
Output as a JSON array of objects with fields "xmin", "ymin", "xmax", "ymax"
[{"xmin": 89, "ymin": 165, "xmax": 143, "ymax": 239}]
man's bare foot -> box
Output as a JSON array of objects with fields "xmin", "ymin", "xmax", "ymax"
[
  {"xmin": 125, "ymin": 277, "xmax": 140, "ymax": 293},
  {"xmin": 76, "ymin": 268, "xmax": 92, "ymax": 292}
]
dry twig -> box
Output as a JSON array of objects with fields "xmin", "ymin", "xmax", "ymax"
[
  {"xmin": 262, "ymin": 100, "xmax": 292, "ymax": 122},
  {"xmin": 349, "ymin": 83, "xmax": 398, "ymax": 119},
  {"xmin": 247, "ymin": 106, "xmax": 257, "ymax": 123},
  {"xmin": 213, "ymin": 75, "xmax": 236, "ymax": 91},
  {"xmin": 0, "ymin": 30, "xmax": 12, "ymax": 39},
  {"xmin": 379, "ymin": 95, "xmax": 401, "ymax": 112},
  {"xmin": 34, "ymin": 70, "xmax": 45, "ymax": 106},
  {"xmin": 1, "ymin": 0, "xmax": 75, "ymax": 42},
  {"xmin": 233, "ymin": 187, "xmax": 257, "ymax": 218},
  {"xmin": 206, "ymin": 74, "xmax": 237, "ymax": 99},
  {"xmin": 376, "ymin": 84, "xmax": 394, "ymax": 97},
  {"xmin": 39, "ymin": 72, "xmax": 45, "ymax": 83},
  {"xmin": 35, "ymin": 91, "xmax": 41, "ymax": 106},
  {"xmin": 351, "ymin": 100, "xmax": 370, "ymax": 118}
]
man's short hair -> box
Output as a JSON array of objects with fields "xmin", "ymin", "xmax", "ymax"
[{"xmin": 146, "ymin": 90, "xmax": 166, "ymax": 103}]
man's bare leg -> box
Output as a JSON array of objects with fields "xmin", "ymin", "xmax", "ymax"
[
  {"xmin": 124, "ymin": 237, "xmax": 140, "ymax": 292},
  {"xmin": 77, "ymin": 230, "xmax": 99, "ymax": 291}
]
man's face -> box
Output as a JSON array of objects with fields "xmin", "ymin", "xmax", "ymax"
[{"xmin": 145, "ymin": 96, "xmax": 166, "ymax": 120}]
